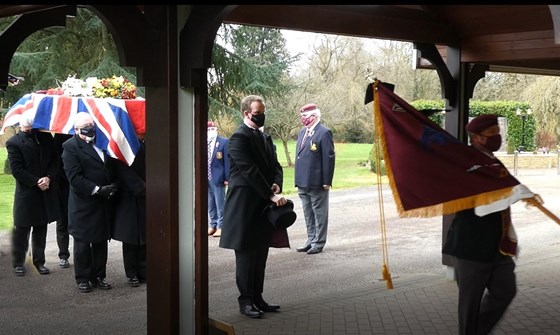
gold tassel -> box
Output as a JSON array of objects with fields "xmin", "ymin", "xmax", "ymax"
[{"xmin": 382, "ymin": 264, "xmax": 393, "ymax": 289}]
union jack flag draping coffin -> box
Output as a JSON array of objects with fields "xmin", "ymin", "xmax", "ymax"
[
  {"xmin": 369, "ymin": 80, "xmax": 529, "ymax": 218},
  {"xmin": 1, "ymin": 93, "xmax": 145, "ymax": 166}
]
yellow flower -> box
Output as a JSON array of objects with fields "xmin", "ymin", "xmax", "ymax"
[{"xmin": 92, "ymin": 75, "xmax": 137, "ymax": 99}]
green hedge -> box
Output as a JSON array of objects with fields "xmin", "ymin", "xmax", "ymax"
[
  {"xmin": 411, "ymin": 100, "xmax": 534, "ymax": 153},
  {"xmin": 369, "ymin": 100, "xmax": 535, "ymax": 171}
]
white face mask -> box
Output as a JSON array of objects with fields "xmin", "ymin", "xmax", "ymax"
[{"xmin": 207, "ymin": 129, "xmax": 217, "ymax": 141}]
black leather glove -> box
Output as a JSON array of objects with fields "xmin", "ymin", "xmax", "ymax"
[{"xmin": 97, "ymin": 184, "xmax": 117, "ymax": 199}]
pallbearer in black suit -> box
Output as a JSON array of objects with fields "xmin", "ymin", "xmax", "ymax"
[
  {"xmin": 6, "ymin": 114, "xmax": 61, "ymax": 276},
  {"xmin": 112, "ymin": 134, "xmax": 147, "ymax": 287},
  {"xmin": 53, "ymin": 133, "xmax": 73, "ymax": 269},
  {"xmin": 62, "ymin": 112, "xmax": 117, "ymax": 293},
  {"xmin": 219, "ymin": 95, "xmax": 289, "ymax": 319},
  {"xmin": 294, "ymin": 103, "xmax": 335, "ymax": 255}
]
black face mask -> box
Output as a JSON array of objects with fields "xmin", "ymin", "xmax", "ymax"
[
  {"xmin": 79, "ymin": 125, "xmax": 96, "ymax": 138},
  {"xmin": 250, "ymin": 113, "xmax": 265, "ymax": 128}
]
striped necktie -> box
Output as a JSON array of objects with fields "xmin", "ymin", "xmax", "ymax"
[
  {"xmin": 300, "ymin": 129, "xmax": 311, "ymax": 149},
  {"xmin": 207, "ymin": 141, "xmax": 213, "ymax": 180}
]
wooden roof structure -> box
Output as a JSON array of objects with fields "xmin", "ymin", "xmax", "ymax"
[
  {"xmin": 226, "ymin": 5, "xmax": 560, "ymax": 76},
  {"xmin": 2, "ymin": 5, "xmax": 560, "ymax": 335}
]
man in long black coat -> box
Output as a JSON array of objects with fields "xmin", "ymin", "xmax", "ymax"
[
  {"xmin": 219, "ymin": 95, "xmax": 290, "ymax": 319},
  {"xmin": 62, "ymin": 112, "xmax": 117, "ymax": 293},
  {"xmin": 53, "ymin": 133, "xmax": 73, "ymax": 269},
  {"xmin": 6, "ymin": 116, "xmax": 61, "ymax": 276},
  {"xmin": 112, "ymin": 136, "xmax": 146, "ymax": 287}
]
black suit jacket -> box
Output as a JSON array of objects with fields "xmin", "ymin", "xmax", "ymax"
[
  {"xmin": 112, "ymin": 140, "xmax": 146, "ymax": 245},
  {"xmin": 219, "ymin": 124, "xmax": 284, "ymax": 250},
  {"xmin": 442, "ymin": 208, "xmax": 504, "ymax": 262},
  {"xmin": 62, "ymin": 135, "xmax": 115, "ymax": 243}
]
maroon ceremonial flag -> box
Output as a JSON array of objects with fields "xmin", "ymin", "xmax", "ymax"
[{"xmin": 371, "ymin": 80, "xmax": 520, "ymax": 218}]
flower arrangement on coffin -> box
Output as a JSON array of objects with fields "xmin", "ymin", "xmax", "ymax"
[
  {"xmin": 39, "ymin": 75, "xmax": 95, "ymax": 96},
  {"xmin": 92, "ymin": 75, "xmax": 137, "ymax": 99},
  {"xmin": 38, "ymin": 75, "xmax": 138, "ymax": 99},
  {"xmin": 60, "ymin": 75, "xmax": 98, "ymax": 97}
]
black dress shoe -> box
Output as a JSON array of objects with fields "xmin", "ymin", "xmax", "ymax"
[
  {"xmin": 77, "ymin": 282, "xmax": 93, "ymax": 293},
  {"xmin": 36, "ymin": 265, "xmax": 50, "ymax": 275},
  {"xmin": 307, "ymin": 247, "xmax": 323, "ymax": 254},
  {"xmin": 14, "ymin": 266, "xmax": 26, "ymax": 277},
  {"xmin": 59, "ymin": 258, "xmax": 70, "ymax": 268},
  {"xmin": 239, "ymin": 304, "xmax": 262, "ymax": 318},
  {"xmin": 296, "ymin": 245, "xmax": 311, "ymax": 252},
  {"xmin": 255, "ymin": 300, "xmax": 280, "ymax": 312},
  {"xmin": 128, "ymin": 276, "xmax": 140, "ymax": 287},
  {"xmin": 92, "ymin": 277, "xmax": 112, "ymax": 290}
]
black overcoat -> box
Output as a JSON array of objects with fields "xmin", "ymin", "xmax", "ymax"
[
  {"xmin": 112, "ymin": 140, "xmax": 146, "ymax": 245},
  {"xmin": 53, "ymin": 133, "xmax": 72, "ymax": 214},
  {"xmin": 6, "ymin": 131, "xmax": 61, "ymax": 227},
  {"xmin": 62, "ymin": 135, "xmax": 115, "ymax": 243},
  {"xmin": 219, "ymin": 124, "xmax": 285, "ymax": 251}
]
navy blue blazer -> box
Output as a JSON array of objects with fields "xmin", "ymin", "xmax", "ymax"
[
  {"xmin": 294, "ymin": 122, "xmax": 335, "ymax": 189},
  {"xmin": 208, "ymin": 136, "xmax": 230, "ymax": 187}
]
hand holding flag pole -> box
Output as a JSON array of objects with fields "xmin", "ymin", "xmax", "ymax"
[
  {"xmin": 524, "ymin": 196, "xmax": 560, "ymax": 225},
  {"xmin": 365, "ymin": 78, "xmax": 560, "ymax": 289}
]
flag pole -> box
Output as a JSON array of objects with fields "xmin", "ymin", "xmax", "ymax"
[
  {"xmin": 372, "ymin": 80, "xmax": 394, "ymax": 289},
  {"xmin": 524, "ymin": 197, "xmax": 560, "ymax": 225}
]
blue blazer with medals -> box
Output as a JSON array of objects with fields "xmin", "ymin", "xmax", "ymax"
[
  {"xmin": 294, "ymin": 122, "xmax": 335, "ymax": 189},
  {"xmin": 209, "ymin": 136, "xmax": 230, "ymax": 187}
]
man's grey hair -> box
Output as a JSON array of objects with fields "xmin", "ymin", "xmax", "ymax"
[
  {"xmin": 19, "ymin": 112, "xmax": 34, "ymax": 128},
  {"xmin": 74, "ymin": 112, "xmax": 94, "ymax": 129}
]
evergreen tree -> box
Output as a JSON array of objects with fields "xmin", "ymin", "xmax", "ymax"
[
  {"xmin": 209, "ymin": 24, "xmax": 299, "ymax": 165},
  {"xmin": 209, "ymin": 24, "xmax": 296, "ymax": 132},
  {"xmin": 2, "ymin": 8, "xmax": 137, "ymax": 111}
]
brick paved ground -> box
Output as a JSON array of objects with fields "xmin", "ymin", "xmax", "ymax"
[{"xmin": 0, "ymin": 169, "xmax": 559, "ymax": 335}]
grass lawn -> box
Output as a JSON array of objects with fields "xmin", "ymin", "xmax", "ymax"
[
  {"xmin": 0, "ymin": 149, "xmax": 14, "ymax": 230},
  {"xmin": 0, "ymin": 141, "xmax": 384, "ymax": 231},
  {"xmin": 276, "ymin": 141, "xmax": 384, "ymax": 195}
]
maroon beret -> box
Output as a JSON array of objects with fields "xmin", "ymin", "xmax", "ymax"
[
  {"xmin": 465, "ymin": 114, "xmax": 498, "ymax": 134},
  {"xmin": 207, "ymin": 121, "xmax": 216, "ymax": 128},
  {"xmin": 300, "ymin": 103, "xmax": 318, "ymax": 113}
]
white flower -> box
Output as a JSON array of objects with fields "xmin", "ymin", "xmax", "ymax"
[{"xmin": 60, "ymin": 75, "xmax": 91, "ymax": 97}]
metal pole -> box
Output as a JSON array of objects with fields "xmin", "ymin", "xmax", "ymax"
[
  {"xmin": 520, "ymin": 115, "xmax": 526, "ymax": 151},
  {"xmin": 557, "ymin": 152, "xmax": 560, "ymax": 175},
  {"xmin": 514, "ymin": 150, "xmax": 518, "ymax": 176}
]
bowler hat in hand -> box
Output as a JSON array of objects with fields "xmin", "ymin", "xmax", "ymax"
[{"xmin": 263, "ymin": 199, "xmax": 297, "ymax": 229}]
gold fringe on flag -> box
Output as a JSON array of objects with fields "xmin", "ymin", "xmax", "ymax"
[{"xmin": 372, "ymin": 80, "xmax": 516, "ymax": 219}]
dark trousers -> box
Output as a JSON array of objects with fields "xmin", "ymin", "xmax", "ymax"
[
  {"xmin": 454, "ymin": 255, "xmax": 516, "ymax": 335},
  {"xmin": 122, "ymin": 242, "xmax": 147, "ymax": 280},
  {"xmin": 56, "ymin": 218, "xmax": 70, "ymax": 260},
  {"xmin": 234, "ymin": 245, "xmax": 270, "ymax": 306},
  {"xmin": 11, "ymin": 224, "xmax": 48, "ymax": 268},
  {"xmin": 73, "ymin": 239, "xmax": 108, "ymax": 284}
]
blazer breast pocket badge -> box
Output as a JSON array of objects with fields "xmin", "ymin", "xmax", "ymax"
[
  {"xmin": 310, "ymin": 142, "xmax": 318, "ymax": 151},
  {"xmin": 216, "ymin": 151, "xmax": 223, "ymax": 159}
]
